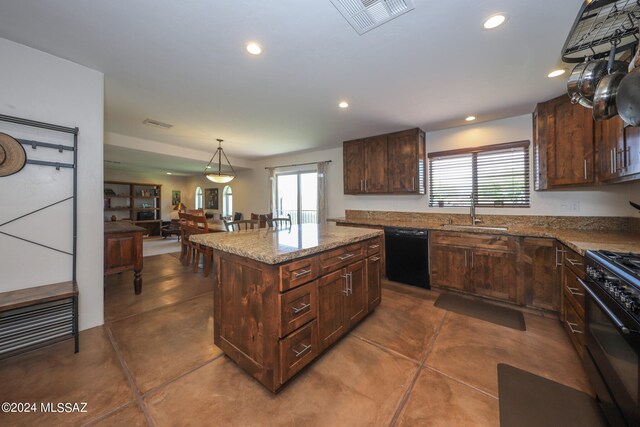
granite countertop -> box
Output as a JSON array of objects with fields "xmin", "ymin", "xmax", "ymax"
[
  {"xmin": 329, "ymin": 217, "xmax": 640, "ymax": 256},
  {"xmin": 104, "ymin": 221, "xmax": 146, "ymax": 234},
  {"xmin": 190, "ymin": 223, "xmax": 383, "ymax": 264}
]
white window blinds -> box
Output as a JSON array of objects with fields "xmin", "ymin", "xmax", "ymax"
[{"xmin": 429, "ymin": 141, "xmax": 530, "ymax": 208}]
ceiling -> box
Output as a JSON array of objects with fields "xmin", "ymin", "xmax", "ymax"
[{"xmin": 0, "ymin": 0, "xmax": 582, "ymax": 162}]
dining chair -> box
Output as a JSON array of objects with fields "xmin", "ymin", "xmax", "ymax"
[
  {"xmin": 178, "ymin": 211, "xmax": 189, "ymax": 264},
  {"xmin": 268, "ymin": 214, "xmax": 292, "ymax": 229},
  {"xmin": 191, "ymin": 214, "xmax": 213, "ymax": 277},
  {"xmin": 224, "ymin": 219, "xmax": 260, "ymax": 231}
]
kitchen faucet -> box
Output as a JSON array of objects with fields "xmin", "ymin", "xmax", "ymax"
[{"xmin": 470, "ymin": 193, "xmax": 481, "ymax": 225}]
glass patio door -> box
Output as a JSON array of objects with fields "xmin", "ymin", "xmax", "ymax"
[{"xmin": 275, "ymin": 171, "xmax": 318, "ymax": 224}]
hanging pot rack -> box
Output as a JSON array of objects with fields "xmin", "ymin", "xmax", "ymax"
[{"xmin": 562, "ymin": 0, "xmax": 640, "ymax": 63}]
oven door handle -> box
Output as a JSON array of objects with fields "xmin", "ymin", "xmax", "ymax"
[{"xmin": 578, "ymin": 278, "xmax": 630, "ymax": 335}]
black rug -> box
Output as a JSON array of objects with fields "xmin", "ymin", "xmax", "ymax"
[
  {"xmin": 498, "ymin": 364, "xmax": 606, "ymax": 427},
  {"xmin": 434, "ymin": 293, "xmax": 526, "ymax": 331}
]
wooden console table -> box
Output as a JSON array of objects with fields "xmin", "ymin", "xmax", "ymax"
[{"xmin": 104, "ymin": 222, "xmax": 144, "ymax": 294}]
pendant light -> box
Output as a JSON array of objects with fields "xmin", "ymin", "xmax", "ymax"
[{"xmin": 203, "ymin": 139, "xmax": 236, "ymax": 183}]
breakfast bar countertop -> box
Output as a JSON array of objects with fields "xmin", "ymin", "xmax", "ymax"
[
  {"xmin": 328, "ymin": 217, "xmax": 640, "ymax": 256},
  {"xmin": 190, "ymin": 223, "xmax": 383, "ymax": 264}
]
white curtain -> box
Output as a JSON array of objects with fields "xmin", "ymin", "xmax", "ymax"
[
  {"xmin": 268, "ymin": 167, "xmax": 276, "ymax": 215},
  {"xmin": 317, "ymin": 162, "xmax": 327, "ymax": 224}
]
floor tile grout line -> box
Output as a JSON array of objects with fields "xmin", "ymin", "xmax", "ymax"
[
  {"xmin": 351, "ymin": 334, "xmax": 421, "ymax": 364},
  {"xmin": 104, "ymin": 324, "xmax": 157, "ymax": 427},
  {"xmin": 140, "ymin": 353, "xmax": 226, "ymax": 398},
  {"xmin": 421, "ymin": 365, "xmax": 499, "ymax": 400},
  {"xmin": 387, "ymin": 311, "xmax": 449, "ymax": 427},
  {"xmin": 79, "ymin": 400, "xmax": 138, "ymax": 427},
  {"xmin": 105, "ymin": 289, "xmax": 213, "ymax": 325}
]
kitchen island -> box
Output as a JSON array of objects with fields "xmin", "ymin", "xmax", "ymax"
[{"xmin": 190, "ymin": 224, "xmax": 384, "ymax": 392}]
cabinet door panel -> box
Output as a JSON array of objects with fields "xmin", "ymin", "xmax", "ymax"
[
  {"xmin": 522, "ymin": 238, "xmax": 560, "ymax": 311},
  {"xmin": 471, "ymin": 250, "xmax": 517, "ymax": 302},
  {"xmin": 388, "ymin": 129, "xmax": 419, "ymax": 193},
  {"xmin": 429, "ymin": 244, "xmax": 468, "ymax": 291},
  {"xmin": 366, "ymin": 254, "xmax": 382, "ymax": 310},
  {"xmin": 363, "ymin": 135, "xmax": 388, "ymax": 193},
  {"xmin": 547, "ymin": 95, "xmax": 595, "ymax": 186},
  {"xmin": 624, "ymin": 126, "xmax": 640, "ymax": 177},
  {"xmin": 598, "ymin": 116, "xmax": 625, "ymax": 181},
  {"xmin": 343, "ymin": 139, "xmax": 364, "ymax": 194},
  {"xmin": 345, "ymin": 260, "xmax": 367, "ymax": 328},
  {"xmin": 317, "ymin": 269, "xmax": 346, "ymax": 351}
]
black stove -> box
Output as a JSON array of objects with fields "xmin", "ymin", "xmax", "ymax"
[
  {"xmin": 586, "ymin": 251, "xmax": 640, "ymax": 324},
  {"xmin": 583, "ymin": 250, "xmax": 640, "ymax": 426}
]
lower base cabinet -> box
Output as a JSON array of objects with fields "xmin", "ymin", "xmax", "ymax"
[{"xmin": 214, "ymin": 236, "xmax": 383, "ymax": 392}]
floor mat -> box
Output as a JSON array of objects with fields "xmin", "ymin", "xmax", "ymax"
[
  {"xmin": 434, "ymin": 293, "xmax": 525, "ymax": 331},
  {"xmin": 498, "ymin": 364, "xmax": 606, "ymax": 427}
]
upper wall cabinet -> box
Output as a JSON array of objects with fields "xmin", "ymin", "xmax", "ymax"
[
  {"xmin": 343, "ymin": 128, "xmax": 425, "ymax": 195},
  {"xmin": 534, "ymin": 94, "xmax": 640, "ymax": 190}
]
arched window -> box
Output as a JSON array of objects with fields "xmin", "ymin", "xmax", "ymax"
[
  {"xmin": 223, "ymin": 185, "xmax": 233, "ymax": 217},
  {"xmin": 195, "ymin": 187, "xmax": 203, "ymax": 209}
]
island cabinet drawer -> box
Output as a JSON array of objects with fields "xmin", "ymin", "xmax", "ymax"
[
  {"xmin": 430, "ymin": 231, "xmax": 515, "ymax": 252},
  {"xmin": 278, "ymin": 281, "xmax": 318, "ymax": 338},
  {"xmin": 319, "ymin": 242, "xmax": 364, "ymax": 275},
  {"xmin": 280, "ymin": 320, "xmax": 318, "ymax": 384},
  {"xmin": 562, "ymin": 246, "xmax": 585, "ymax": 279},
  {"xmin": 365, "ymin": 237, "xmax": 382, "ymax": 256},
  {"xmin": 279, "ymin": 257, "xmax": 319, "ymax": 292}
]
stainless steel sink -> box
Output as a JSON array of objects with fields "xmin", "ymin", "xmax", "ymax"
[{"xmin": 440, "ymin": 224, "xmax": 509, "ymax": 231}]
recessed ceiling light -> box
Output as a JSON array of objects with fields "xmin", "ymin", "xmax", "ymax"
[
  {"xmin": 483, "ymin": 14, "xmax": 507, "ymax": 30},
  {"xmin": 338, "ymin": 101, "xmax": 349, "ymax": 109},
  {"xmin": 547, "ymin": 69, "xmax": 567, "ymax": 78},
  {"xmin": 166, "ymin": 172, "xmax": 172, "ymax": 175},
  {"xmin": 246, "ymin": 42, "xmax": 262, "ymax": 55},
  {"xmin": 465, "ymin": 116, "xmax": 476, "ymax": 122},
  {"xmin": 206, "ymin": 165, "xmax": 211, "ymax": 169}
]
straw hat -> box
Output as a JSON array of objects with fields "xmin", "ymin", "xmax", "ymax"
[{"xmin": 0, "ymin": 132, "xmax": 26, "ymax": 177}]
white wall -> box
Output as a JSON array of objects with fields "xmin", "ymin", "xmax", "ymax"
[
  {"xmin": 104, "ymin": 168, "xmax": 191, "ymax": 221},
  {"xmin": 0, "ymin": 38, "xmax": 104, "ymax": 330},
  {"xmin": 234, "ymin": 114, "xmax": 640, "ymax": 219}
]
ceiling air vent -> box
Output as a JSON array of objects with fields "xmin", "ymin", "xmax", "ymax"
[
  {"xmin": 330, "ymin": 0, "xmax": 414, "ymax": 35},
  {"xmin": 142, "ymin": 118, "xmax": 173, "ymax": 129}
]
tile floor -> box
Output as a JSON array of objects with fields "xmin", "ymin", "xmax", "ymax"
[{"xmin": 0, "ymin": 253, "xmax": 591, "ymax": 426}]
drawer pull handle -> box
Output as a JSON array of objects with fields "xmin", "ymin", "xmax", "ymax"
[
  {"xmin": 565, "ymin": 286, "xmax": 584, "ymax": 297},
  {"xmin": 566, "ymin": 321, "xmax": 583, "ymax": 334},
  {"xmin": 338, "ymin": 253, "xmax": 355, "ymax": 261},
  {"xmin": 294, "ymin": 269, "xmax": 312, "ymax": 278},
  {"xmin": 291, "ymin": 303, "xmax": 311, "ymax": 314},
  {"xmin": 566, "ymin": 258, "xmax": 582, "ymax": 267},
  {"xmin": 370, "ymin": 256, "xmax": 381, "ymax": 262},
  {"xmin": 369, "ymin": 244, "xmax": 380, "ymax": 249},
  {"xmin": 292, "ymin": 343, "xmax": 311, "ymax": 358}
]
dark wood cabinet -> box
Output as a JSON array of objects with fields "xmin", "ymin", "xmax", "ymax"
[
  {"xmin": 214, "ymin": 236, "xmax": 382, "ymax": 392},
  {"xmin": 534, "ymin": 94, "xmax": 639, "ymax": 188},
  {"xmin": 363, "ymin": 135, "xmax": 388, "ymax": 193},
  {"xmin": 560, "ymin": 245, "xmax": 586, "ymax": 359},
  {"xmin": 317, "ymin": 269, "xmax": 346, "ymax": 351},
  {"xmin": 104, "ymin": 222, "xmax": 144, "ymax": 294},
  {"xmin": 429, "ymin": 244, "xmax": 468, "ymax": 291},
  {"xmin": 536, "ymin": 94, "xmax": 595, "ymax": 188},
  {"xmin": 430, "ymin": 232, "xmax": 517, "ymax": 302},
  {"xmin": 387, "ymin": 128, "xmax": 425, "ymax": 193},
  {"xmin": 598, "ymin": 116, "xmax": 626, "ymax": 181},
  {"xmin": 471, "ymin": 249, "xmax": 517, "ymax": 302},
  {"xmin": 366, "ymin": 254, "xmax": 382, "ymax": 309},
  {"xmin": 521, "ymin": 238, "xmax": 561, "ymax": 311},
  {"xmin": 343, "ymin": 128, "xmax": 425, "ymax": 195},
  {"xmin": 599, "ymin": 119, "xmax": 640, "ymax": 182},
  {"xmin": 343, "ymin": 139, "xmax": 365, "ymax": 194}
]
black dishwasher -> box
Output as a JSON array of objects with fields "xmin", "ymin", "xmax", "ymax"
[{"xmin": 384, "ymin": 227, "xmax": 430, "ymax": 289}]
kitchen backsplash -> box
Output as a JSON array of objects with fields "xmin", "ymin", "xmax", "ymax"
[{"xmin": 345, "ymin": 210, "xmax": 638, "ymax": 233}]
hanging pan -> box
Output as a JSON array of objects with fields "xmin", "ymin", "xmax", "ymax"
[
  {"xmin": 0, "ymin": 132, "xmax": 26, "ymax": 177},
  {"xmin": 593, "ymin": 39, "xmax": 628, "ymax": 121},
  {"xmin": 568, "ymin": 61, "xmax": 593, "ymax": 108},
  {"xmin": 617, "ymin": 42, "xmax": 640, "ymax": 126}
]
